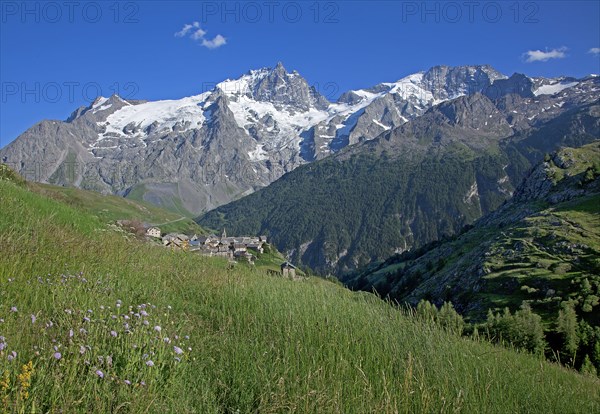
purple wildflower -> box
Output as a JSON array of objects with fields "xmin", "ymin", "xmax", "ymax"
[
  {"xmin": 0, "ymin": 342, "xmax": 6, "ymax": 352},
  {"xmin": 110, "ymin": 330, "xmax": 118, "ymax": 338},
  {"xmin": 145, "ymin": 360, "xmax": 154, "ymax": 367},
  {"xmin": 31, "ymin": 314, "xmax": 36, "ymax": 324},
  {"xmin": 163, "ymin": 337, "xmax": 171, "ymax": 344},
  {"xmin": 53, "ymin": 352, "xmax": 62, "ymax": 360},
  {"xmin": 154, "ymin": 326, "xmax": 161, "ymax": 332},
  {"xmin": 10, "ymin": 306, "xmax": 17, "ymax": 313},
  {"xmin": 143, "ymin": 320, "xmax": 149, "ymax": 326},
  {"xmin": 140, "ymin": 310, "xmax": 148, "ymax": 317},
  {"xmin": 69, "ymin": 329, "xmax": 74, "ymax": 338},
  {"xmin": 173, "ymin": 346, "xmax": 183, "ymax": 355},
  {"xmin": 79, "ymin": 345, "xmax": 86, "ymax": 355},
  {"xmin": 7, "ymin": 351, "xmax": 17, "ymax": 361},
  {"xmin": 95, "ymin": 370, "xmax": 104, "ymax": 378},
  {"xmin": 124, "ymin": 379, "xmax": 131, "ymax": 385},
  {"xmin": 174, "ymin": 357, "xmax": 181, "ymax": 363},
  {"xmin": 83, "ymin": 317, "xmax": 90, "ymax": 323}
]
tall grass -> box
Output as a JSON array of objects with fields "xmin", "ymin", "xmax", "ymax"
[{"xmin": 1, "ymin": 179, "xmax": 599, "ymax": 413}]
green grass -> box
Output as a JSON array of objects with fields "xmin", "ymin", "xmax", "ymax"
[
  {"xmin": 1, "ymin": 178, "xmax": 599, "ymax": 412},
  {"xmin": 125, "ymin": 183, "xmax": 195, "ymax": 218},
  {"xmin": 251, "ymin": 246, "xmax": 291, "ymax": 274},
  {"xmin": 28, "ymin": 183, "xmax": 205, "ymax": 235}
]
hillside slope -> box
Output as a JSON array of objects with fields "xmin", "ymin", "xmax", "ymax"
[
  {"xmin": 344, "ymin": 143, "xmax": 600, "ymax": 324},
  {"xmin": 1, "ymin": 167, "xmax": 598, "ymax": 412},
  {"xmin": 26, "ymin": 181, "xmax": 205, "ymax": 235},
  {"xmin": 198, "ymin": 81, "xmax": 600, "ymax": 274}
]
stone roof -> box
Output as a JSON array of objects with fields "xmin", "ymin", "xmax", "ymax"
[{"xmin": 281, "ymin": 261, "xmax": 297, "ymax": 269}]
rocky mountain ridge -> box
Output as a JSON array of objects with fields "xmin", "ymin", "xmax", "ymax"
[{"xmin": 1, "ymin": 63, "xmax": 559, "ymax": 215}]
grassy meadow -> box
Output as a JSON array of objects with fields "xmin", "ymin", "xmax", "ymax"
[
  {"xmin": 0, "ymin": 174, "xmax": 599, "ymax": 413},
  {"xmin": 28, "ymin": 182, "xmax": 204, "ymax": 235}
]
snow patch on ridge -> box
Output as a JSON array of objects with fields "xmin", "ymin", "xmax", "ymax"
[
  {"xmin": 534, "ymin": 81, "xmax": 578, "ymax": 96},
  {"xmin": 98, "ymin": 93, "xmax": 211, "ymax": 139}
]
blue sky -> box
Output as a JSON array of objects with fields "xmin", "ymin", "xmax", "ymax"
[{"xmin": 1, "ymin": 0, "xmax": 599, "ymax": 148}]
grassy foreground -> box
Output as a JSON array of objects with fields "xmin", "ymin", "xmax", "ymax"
[{"xmin": 0, "ymin": 177, "xmax": 599, "ymax": 413}]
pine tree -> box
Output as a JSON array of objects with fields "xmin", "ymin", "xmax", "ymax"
[
  {"xmin": 557, "ymin": 301, "xmax": 579, "ymax": 359},
  {"xmin": 581, "ymin": 355, "xmax": 597, "ymax": 377},
  {"xmin": 513, "ymin": 303, "xmax": 546, "ymax": 355},
  {"xmin": 438, "ymin": 302, "xmax": 464, "ymax": 336},
  {"xmin": 416, "ymin": 300, "xmax": 437, "ymax": 324}
]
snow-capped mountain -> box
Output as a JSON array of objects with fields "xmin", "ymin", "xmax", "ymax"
[{"xmin": 1, "ymin": 63, "xmax": 594, "ymax": 215}]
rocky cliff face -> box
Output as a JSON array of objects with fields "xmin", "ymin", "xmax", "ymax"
[{"xmin": 1, "ymin": 63, "xmax": 513, "ymax": 214}]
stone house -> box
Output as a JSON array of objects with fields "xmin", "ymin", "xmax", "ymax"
[
  {"xmin": 233, "ymin": 243, "xmax": 247, "ymax": 253},
  {"xmin": 234, "ymin": 250, "xmax": 254, "ymax": 263},
  {"xmin": 246, "ymin": 243, "xmax": 264, "ymax": 254},
  {"xmin": 146, "ymin": 227, "xmax": 161, "ymax": 238},
  {"xmin": 162, "ymin": 233, "xmax": 189, "ymax": 251},
  {"xmin": 281, "ymin": 262, "xmax": 297, "ymax": 279}
]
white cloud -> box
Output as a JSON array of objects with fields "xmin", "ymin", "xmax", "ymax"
[
  {"xmin": 589, "ymin": 48, "xmax": 600, "ymax": 55},
  {"xmin": 174, "ymin": 22, "xmax": 226, "ymax": 49},
  {"xmin": 174, "ymin": 22, "xmax": 198, "ymax": 37},
  {"xmin": 524, "ymin": 47, "xmax": 568, "ymax": 63},
  {"xmin": 191, "ymin": 28, "xmax": 207, "ymax": 40},
  {"xmin": 202, "ymin": 35, "xmax": 227, "ymax": 50}
]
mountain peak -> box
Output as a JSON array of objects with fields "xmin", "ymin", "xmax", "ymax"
[
  {"xmin": 274, "ymin": 61, "xmax": 286, "ymax": 72},
  {"xmin": 246, "ymin": 63, "xmax": 328, "ymax": 110}
]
